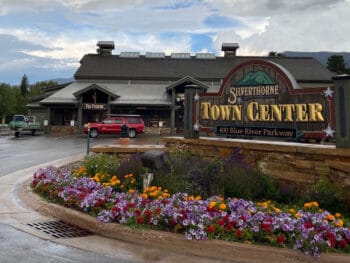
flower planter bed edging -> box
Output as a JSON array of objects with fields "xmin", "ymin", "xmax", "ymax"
[{"xmin": 18, "ymin": 178, "xmax": 350, "ymax": 263}]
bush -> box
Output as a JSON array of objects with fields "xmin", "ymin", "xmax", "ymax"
[
  {"xmin": 304, "ymin": 174, "xmax": 347, "ymax": 215},
  {"xmin": 80, "ymin": 153, "xmax": 120, "ymax": 176},
  {"xmin": 152, "ymin": 148, "xmax": 280, "ymax": 200}
]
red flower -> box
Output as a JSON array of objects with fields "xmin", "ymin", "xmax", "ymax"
[
  {"xmin": 236, "ymin": 229, "xmax": 242, "ymax": 237},
  {"xmin": 304, "ymin": 221, "xmax": 313, "ymax": 229},
  {"xmin": 137, "ymin": 216, "xmax": 144, "ymax": 224},
  {"xmin": 207, "ymin": 225, "xmax": 215, "ymax": 233},
  {"xmin": 144, "ymin": 210, "xmax": 152, "ymax": 219},
  {"xmin": 226, "ymin": 223, "xmax": 233, "ymax": 231},
  {"xmin": 217, "ymin": 219, "xmax": 225, "ymax": 226},
  {"xmin": 338, "ymin": 239, "xmax": 348, "ymax": 248},
  {"xmin": 276, "ymin": 235, "xmax": 286, "ymax": 243}
]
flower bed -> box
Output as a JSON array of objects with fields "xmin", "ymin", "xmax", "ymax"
[{"xmin": 31, "ymin": 165, "xmax": 350, "ymax": 257}]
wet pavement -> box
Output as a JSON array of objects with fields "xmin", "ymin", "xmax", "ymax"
[{"xmin": 0, "ymin": 133, "xmax": 162, "ymax": 177}]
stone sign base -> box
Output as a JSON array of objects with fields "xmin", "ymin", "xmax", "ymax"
[{"xmin": 163, "ymin": 137, "xmax": 350, "ymax": 206}]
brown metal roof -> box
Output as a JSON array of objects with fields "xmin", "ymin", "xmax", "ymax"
[{"xmin": 74, "ymin": 54, "xmax": 335, "ymax": 83}]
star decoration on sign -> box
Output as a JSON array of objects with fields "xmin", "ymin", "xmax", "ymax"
[
  {"xmin": 323, "ymin": 87, "xmax": 334, "ymax": 98},
  {"xmin": 323, "ymin": 125, "xmax": 335, "ymax": 137}
]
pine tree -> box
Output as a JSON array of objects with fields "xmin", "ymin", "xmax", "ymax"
[
  {"xmin": 20, "ymin": 74, "xmax": 29, "ymax": 97},
  {"xmin": 327, "ymin": 55, "xmax": 346, "ymax": 74}
]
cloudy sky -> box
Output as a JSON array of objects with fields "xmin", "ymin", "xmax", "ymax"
[{"xmin": 1, "ymin": 0, "xmax": 349, "ymax": 85}]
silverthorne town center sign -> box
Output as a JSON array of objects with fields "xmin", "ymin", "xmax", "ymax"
[{"xmin": 199, "ymin": 60, "xmax": 335, "ymax": 141}]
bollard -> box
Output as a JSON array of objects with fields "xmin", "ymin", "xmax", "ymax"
[{"xmin": 118, "ymin": 124, "xmax": 130, "ymax": 145}]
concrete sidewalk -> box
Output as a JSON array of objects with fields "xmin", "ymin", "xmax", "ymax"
[{"xmin": 1, "ymin": 156, "xmax": 350, "ymax": 263}]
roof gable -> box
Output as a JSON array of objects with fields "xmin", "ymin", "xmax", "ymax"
[
  {"xmin": 165, "ymin": 76, "xmax": 209, "ymax": 92},
  {"xmin": 73, "ymin": 84, "xmax": 118, "ymax": 98}
]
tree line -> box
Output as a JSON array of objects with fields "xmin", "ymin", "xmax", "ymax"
[{"xmin": 0, "ymin": 74, "xmax": 56, "ymax": 124}]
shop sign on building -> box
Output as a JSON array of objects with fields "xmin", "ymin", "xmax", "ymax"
[
  {"xmin": 199, "ymin": 60, "xmax": 334, "ymax": 140},
  {"xmin": 83, "ymin": 103, "xmax": 107, "ymax": 110}
]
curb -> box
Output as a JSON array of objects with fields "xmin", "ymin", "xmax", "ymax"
[{"xmin": 18, "ymin": 179, "xmax": 350, "ymax": 263}]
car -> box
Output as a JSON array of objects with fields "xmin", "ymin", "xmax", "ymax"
[{"xmin": 83, "ymin": 114, "xmax": 144, "ymax": 138}]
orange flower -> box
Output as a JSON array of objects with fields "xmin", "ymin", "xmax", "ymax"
[
  {"xmin": 335, "ymin": 213, "xmax": 341, "ymax": 218},
  {"xmin": 141, "ymin": 193, "xmax": 148, "ymax": 199},
  {"xmin": 289, "ymin": 208, "xmax": 295, "ymax": 214},
  {"xmin": 219, "ymin": 203, "xmax": 227, "ymax": 210},
  {"xmin": 209, "ymin": 201, "xmax": 216, "ymax": 209},
  {"xmin": 195, "ymin": 196, "xmax": 201, "ymax": 201},
  {"xmin": 325, "ymin": 214, "xmax": 335, "ymax": 221}
]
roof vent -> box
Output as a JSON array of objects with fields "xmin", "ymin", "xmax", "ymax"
[
  {"xmin": 145, "ymin": 52, "xmax": 165, "ymax": 59},
  {"xmin": 195, "ymin": 53, "xmax": 216, "ymax": 59},
  {"xmin": 97, "ymin": 41, "xmax": 115, "ymax": 56},
  {"xmin": 120, "ymin": 52, "xmax": 140, "ymax": 58},
  {"xmin": 171, "ymin": 53, "xmax": 191, "ymax": 59},
  {"xmin": 221, "ymin": 43, "xmax": 239, "ymax": 57}
]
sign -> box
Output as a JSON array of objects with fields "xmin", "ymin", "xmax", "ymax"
[
  {"xmin": 215, "ymin": 126, "xmax": 298, "ymax": 138},
  {"xmin": 83, "ymin": 103, "xmax": 106, "ymax": 110},
  {"xmin": 200, "ymin": 60, "xmax": 334, "ymax": 140}
]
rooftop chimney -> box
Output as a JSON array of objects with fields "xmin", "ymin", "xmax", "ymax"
[
  {"xmin": 97, "ymin": 41, "xmax": 115, "ymax": 56},
  {"xmin": 221, "ymin": 43, "xmax": 239, "ymax": 57}
]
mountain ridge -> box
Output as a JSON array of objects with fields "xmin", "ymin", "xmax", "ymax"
[{"xmin": 282, "ymin": 51, "xmax": 350, "ymax": 68}]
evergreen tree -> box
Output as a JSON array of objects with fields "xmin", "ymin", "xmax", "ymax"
[
  {"xmin": 20, "ymin": 74, "xmax": 29, "ymax": 97},
  {"xmin": 0, "ymin": 84, "xmax": 16, "ymax": 124},
  {"xmin": 327, "ymin": 55, "xmax": 347, "ymax": 74}
]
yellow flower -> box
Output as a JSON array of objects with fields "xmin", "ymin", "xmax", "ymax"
[
  {"xmin": 274, "ymin": 208, "xmax": 281, "ymax": 214},
  {"xmin": 295, "ymin": 213, "xmax": 301, "ymax": 219},
  {"xmin": 129, "ymin": 189, "xmax": 135, "ymax": 194},
  {"xmin": 219, "ymin": 203, "xmax": 227, "ymax": 210},
  {"xmin": 289, "ymin": 208, "xmax": 295, "ymax": 214},
  {"xmin": 335, "ymin": 219, "xmax": 344, "ymax": 227}
]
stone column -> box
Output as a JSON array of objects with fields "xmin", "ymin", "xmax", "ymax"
[{"xmin": 333, "ymin": 75, "xmax": 350, "ymax": 148}]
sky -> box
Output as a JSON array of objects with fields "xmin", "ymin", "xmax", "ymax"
[{"xmin": 0, "ymin": 0, "xmax": 350, "ymax": 85}]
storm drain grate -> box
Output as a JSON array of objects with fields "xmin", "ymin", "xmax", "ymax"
[{"xmin": 27, "ymin": 220, "xmax": 92, "ymax": 239}]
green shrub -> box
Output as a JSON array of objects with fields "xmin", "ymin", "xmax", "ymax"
[
  {"xmin": 81, "ymin": 153, "xmax": 120, "ymax": 177},
  {"xmin": 304, "ymin": 174, "xmax": 347, "ymax": 215},
  {"xmin": 152, "ymin": 148, "xmax": 281, "ymax": 200}
]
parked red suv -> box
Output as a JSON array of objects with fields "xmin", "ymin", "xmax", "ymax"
[{"xmin": 83, "ymin": 114, "xmax": 144, "ymax": 138}]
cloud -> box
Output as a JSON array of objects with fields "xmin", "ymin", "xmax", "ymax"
[{"xmin": 0, "ymin": 0, "xmax": 349, "ymax": 84}]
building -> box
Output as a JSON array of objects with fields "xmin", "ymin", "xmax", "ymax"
[{"xmin": 28, "ymin": 41, "xmax": 335, "ymax": 135}]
